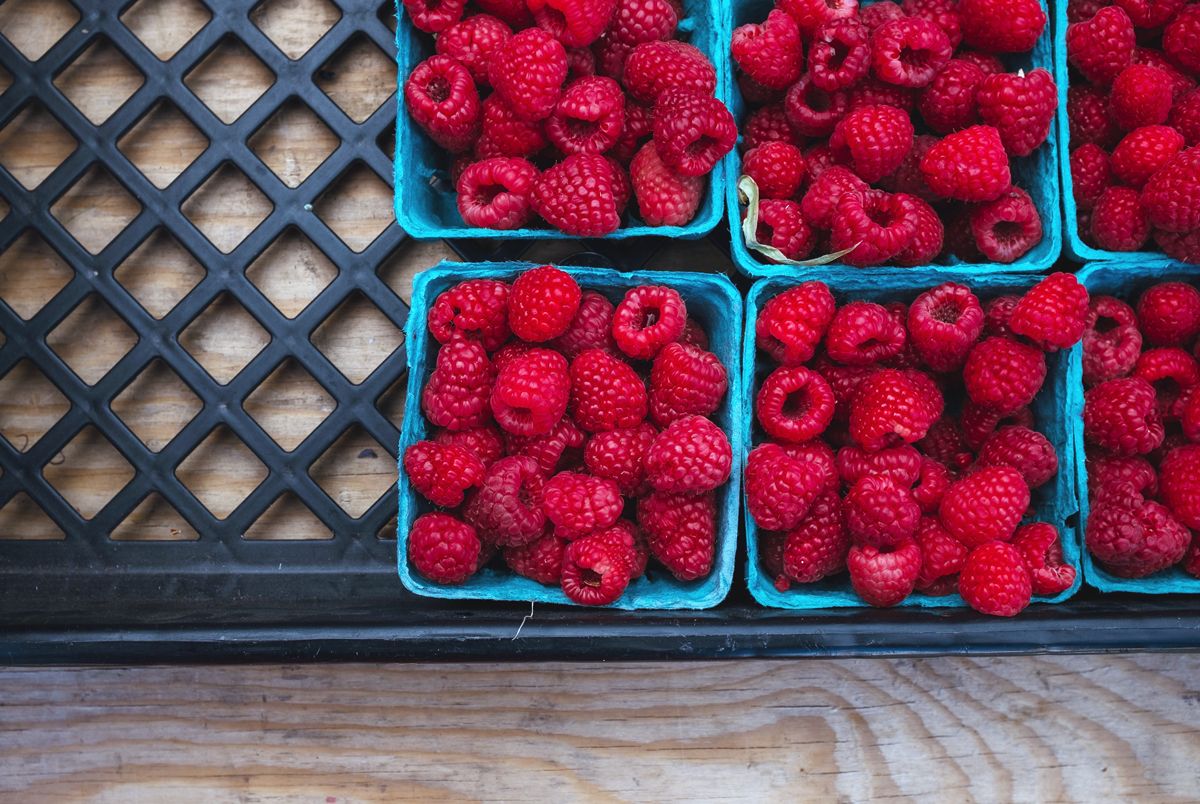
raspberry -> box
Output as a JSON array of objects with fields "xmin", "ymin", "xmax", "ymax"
[
  {"xmin": 1170, "ymin": 89, "xmax": 1200, "ymax": 146},
  {"xmin": 508, "ymin": 266, "xmax": 581, "ymax": 343},
  {"xmin": 506, "ymin": 415, "xmax": 586, "ymax": 475},
  {"xmin": 489, "ymin": 29, "xmax": 569, "ymax": 122},
  {"xmin": 836, "ymin": 443, "xmax": 919, "ymax": 486},
  {"xmin": 977, "ymin": 426, "xmax": 1058, "ymax": 489},
  {"xmin": 871, "ymin": 17, "xmax": 952, "ymax": 89},
  {"xmin": 1133, "ymin": 347, "xmax": 1200, "ymax": 417},
  {"xmin": 784, "ymin": 74, "xmax": 851, "ymax": 138},
  {"xmin": 548, "ymin": 291, "xmax": 613, "ymax": 359},
  {"xmin": 404, "ymin": 440, "xmax": 486, "ymax": 507},
  {"xmin": 847, "ymin": 539, "xmax": 921, "ymax": 607},
  {"xmin": 808, "ymin": 19, "xmax": 871, "ymax": 92},
  {"xmin": 968, "ymin": 187, "xmax": 1042, "ymax": 263},
  {"xmin": 593, "ymin": 519, "xmax": 648, "ymax": 578},
  {"xmin": 847, "ymin": 77, "xmax": 916, "ymax": 113},
  {"xmin": 1082, "ymin": 297, "xmax": 1142, "ymax": 386},
  {"xmin": 423, "ymin": 340, "xmax": 496, "ymax": 431},
  {"xmin": 750, "ymin": 200, "xmax": 817, "ymax": 261},
  {"xmin": 907, "ymin": 282, "xmax": 984, "ymax": 373},
  {"xmin": 627, "ymin": 144, "xmax": 701, "ymax": 228},
  {"xmin": 529, "ymin": 0, "xmax": 617, "ymax": 47},
  {"xmin": 490, "ymin": 348, "xmax": 570, "ymax": 436},
  {"xmin": 561, "ymin": 534, "xmax": 631, "ymax": 604},
  {"xmin": 1087, "ymin": 497, "xmax": 1191, "ymax": 577},
  {"xmin": 920, "ymin": 125, "xmax": 1011, "ymax": 202},
  {"xmin": 609, "ymin": 0, "xmax": 677, "ymax": 45},
  {"xmin": 745, "ymin": 443, "xmax": 824, "ymax": 531},
  {"xmin": 428, "ymin": 279, "xmax": 510, "ymax": 352},
  {"xmin": 1083, "ymin": 377, "xmax": 1165, "ymax": 455},
  {"xmin": 742, "ymin": 142, "xmax": 807, "ymax": 200},
  {"xmin": 1156, "ymin": 228, "xmax": 1200, "ymax": 262},
  {"xmin": 1070, "ymin": 145, "xmax": 1112, "ymax": 211},
  {"xmin": 583, "ymin": 422, "xmax": 656, "ymax": 494},
  {"xmin": 464, "ymin": 456, "xmax": 546, "ymax": 546},
  {"xmin": 1071, "ymin": 88, "xmax": 1121, "ymax": 152},
  {"xmin": 436, "ymin": 15, "xmax": 511, "ymax": 85},
  {"xmin": 848, "ymin": 370, "xmax": 936, "ymax": 452},
  {"xmin": 879, "ymin": 134, "xmax": 939, "ymax": 202},
  {"xmin": 1116, "ymin": 0, "xmax": 1185, "ymax": 27},
  {"xmin": 541, "ymin": 470, "xmax": 622, "ymax": 539},
  {"xmin": 958, "ymin": 0, "xmax": 1045, "ymax": 53},
  {"xmin": 1088, "ymin": 454, "xmax": 1158, "ymax": 503},
  {"xmin": 828, "ymin": 105, "xmax": 914, "ymax": 184},
  {"xmin": 622, "ymin": 40, "xmax": 716, "ymax": 103},
  {"xmin": 569, "ymin": 348, "xmax": 648, "ymax": 432},
  {"xmin": 593, "ymin": 33, "xmax": 633, "ymax": 80},
  {"xmin": 403, "ymin": 0, "xmax": 466, "ymax": 33},
  {"xmin": 777, "ymin": 0, "xmax": 858, "ymax": 36},
  {"xmin": 644, "ymin": 415, "xmax": 731, "ymax": 493},
  {"xmin": 912, "ymin": 457, "xmax": 952, "ymax": 513},
  {"xmin": 799, "ymin": 166, "xmax": 868, "ymax": 230},
  {"xmin": 612, "ymin": 284, "xmax": 687, "ymax": 360},
  {"xmin": 756, "ymin": 282, "xmax": 836, "ymax": 367},
  {"xmin": 903, "ymin": 0, "xmax": 962, "ymax": 44},
  {"xmin": 1091, "ymin": 186, "xmax": 1151, "ymax": 252},
  {"xmin": 456, "ymin": 158, "xmax": 539, "ymax": 230},
  {"xmin": 845, "ymin": 475, "xmax": 921, "ymax": 548},
  {"xmin": 1112, "ymin": 127, "xmax": 1185, "ymax": 190},
  {"xmin": 1067, "ymin": 0, "xmax": 1110, "ymax": 24},
  {"xmin": 637, "ymin": 490, "xmax": 716, "ymax": 580},
  {"xmin": 1164, "ymin": 5, "xmax": 1200, "ymax": 75},
  {"xmin": 959, "ymin": 541, "xmax": 1032, "ymax": 616},
  {"xmin": 914, "ymin": 517, "xmax": 968, "ymax": 587},
  {"xmin": 939, "ymin": 465, "xmax": 1029, "ymax": 548},
  {"xmin": 826, "ymin": 301, "xmax": 907, "ymax": 366},
  {"xmin": 892, "ymin": 197, "xmax": 944, "ymax": 266},
  {"xmin": 405, "ymin": 55, "xmax": 481, "ymax": 153},
  {"xmin": 919, "ymin": 417, "xmax": 974, "ymax": 471},
  {"xmin": 780, "ymin": 490, "xmax": 848, "ymax": 583},
  {"xmin": 478, "ymin": 95, "xmax": 548, "ymax": 158},
  {"xmin": 477, "ymin": 0, "xmax": 532, "ymax": 26},
  {"xmin": 1114, "ymin": 65, "xmax": 1175, "ymax": 132},
  {"xmin": 1009, "ymin": 272, "xmax": 1090, "ymax": 352},
  {"xmin": 783, "ymin": 440, "xmax": 839, "ymax": 492},
  {"xmin": 860, "ymin": 0, "xmax": 905, "ymax": 32},
  {"xmin": 532, "ymin": 154, "xmax": 621, "ymax": 235},
  {"xmin": 607, "ymin": 102, "xmax": 652, "ymax": 162},
  {"xmin": 408, "ymin": 513, "xmax": 481, "ymax": 584},
  {"xmin": 652, "ymin": 88, "xmax": 736, "ymax": 177},
  {"xmin": 1137, "ymin": 282, "xmax": 1200, "ymax": 346},
  {"xmin": 743, "ymin": 104, "xmax": 799, "ymax": 150},
  {"xmin": 900, "ymin": 368, "xmax": 944, "ymax": 420},
  {"xmin": 1011, "ymin": 522, "xmax": 1076, "ymax": 596},
  {"xmin": 976, "ymin": 68, "xmax": 1056, "ymax": 157},
  {"xmin": 756, "ymin": 367, "xmax": 836, "ymax": 443},
  {"xmin": 1186, "ymin": 535, "xmax": 1200, "ymax": 577},
  {"xmin": 917, "ymin": 59, "xmax": 985, "ymax": 135},
  {"xmin": 1161, "ymin": 444, "xmax": 1200, "ymax": 529},
  {"xmin": 732, "ymin": 9, "xmax": 804, "ymax": 91},
  {"xmin": 434, "ymin": 425, "xmax": 505, "ymax": 467},
  {"xmin": 1067, "ymin": 6, "xmax": 1135, "ymax": 87},
  {"xmin": 545, "ymin": 77, "xmax": 625, "ymax": 155},
  {"xmin": 504, "ymin": 528, "xmax": 567, "ymax": 583},
  {"xmin": 605, "ymin": 156, "xmax": 632, "ymax": 213},
  {"xmin": 566, "ymin": 46, "xmax": 598, "ymax": 81},
  {"xmin": 831, "ymin": 190, "xmax": 919, "ymax": 267},
  {"xmin": 963, "ymin": 337, "xmax": 1046, "ymax": 415},
  {"xmin": 961, "ymin": 401, "xmax": 1035, "ymax": 451},
  {"xmin": 648, "ymin": 342, "xmax": 726, "ymax": 426}
]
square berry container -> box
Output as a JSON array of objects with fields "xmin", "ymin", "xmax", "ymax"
[
  {"xmin": 393, "ymin": 0, "xmax": 733, "ymax": 240},
  {"xmin": 742, "ymin": 271, "xmax": 1085, "ymax": 609},
  {"xmin": 1075, "ymin": 260, "xmax": 1200, "ymax": 594},
  {"xmin": 399, "ymin": 261, "xmax": 744, "ymax": 609},
  {"xmin": 725, "ymin": 0, "xmax": 1062, "ymax": 278}
]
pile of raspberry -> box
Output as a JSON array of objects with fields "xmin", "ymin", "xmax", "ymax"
[
  {"xmin": 1066, "ymin": 2, "xmax": 1200, "ymax": 262},
  {"xmin": 1082, "ymin": 280, "xmax": 1200, "ymax": 579},
  {"xmin": 731, "ymin": 0, "xmax": 1054, "ymax": 267},
  {"xmin": 405, "ymin": 266, "xmax": 732, "ymax": 606},
  {"xmin": 748, "ymin": 273, "xmax": 1085, "ymax": 616},
  {"xmin": 401, "ymin": 0, "xmax": 735, "ymax": 235}
]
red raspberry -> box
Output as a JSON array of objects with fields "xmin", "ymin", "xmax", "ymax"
[
  {"xmin": 892, "ymin": 197, "xmax": 944, "ymax": 266},
  {"xmin": 408, "ymin": 513, "xmax": 481, "ymax": 584},
  {"xmin": 903, "ymin": 0, "xmax": 962, "ymax": 44},
  {"xmin": 593, "ymin": 33, "xmax": 633, "ymax": 80},
  {"xmin": 1160, "ymin": 444, "xmax": 1200, "ymax": 529},
  {"xmin": 807, "ymin": 19, "xmax": 871, "ymax": 92},
  {"xmin": 849, "ymin": 370, "xmax": 938, "ymax": 451},
  {"xmin": 1138, "ymin": 282, "xmax": 1200, "ymax": 346},
  {"xmin": 1112, "ymin": 127, "xmax": 1185, "ymax": 190},
  {"xmin": 871, "ymin": 17, "xmax": 952, "ymax": 89},
  {"xmin": 743, "ymin": 104, "xmax": 800, "ymax": 150},
  {"xmin": 784, "ymin": 74, "xmax": 851, "ymax": 138},
  {"xmin": 1135, "ymin": 46, "xmax": 1195, "ymax": 98},
  {"xmin": 648, "ymin": 342, "xmax": 726, "ymax": 426},
  {"xmin": 1011, "ymin": 522, "xmax": 1076, "ymax": 596},
  {"xmin": 761, "ymin": 529, "xmax": 788, "ymax": 586},
  {"xmin": 545, "ymin": 77, "xmax": 625, "ymax": 155},
  {"xmin": 745, "ymin": 443, "xmax": 824, "ymax": 531},
  {"xmin": 1067, "ymin": 0, "xmax": 1110, "ymax": 24},
  {"xmin": 1186, "ymin": 534, "xmax": 1200, "ymax": 577},
  {"xmin": 917, "ymin": 59, "xmax": 985, "ymax": 135},
  {"xmin": 561, "ymin": 534, "xmax": 631, "ymax": 604},
  {"xmin": 1134, "ymin": 347, "xmax": 1200, "ymax": 418},
  {"xmin": 742, "ymin": 142, "xmax": 807, "ymax": 200},
  {"xmin": 784, "ymin": 440, "xmax": 839, "ymax": 493},
  {"xmin": 826, "ymin": 301, "xmax": 907, "ymax": 366},
  {"xmin": 912, "ymin": 457, "xmax": 952, "ymax": 513},
  {"xmin": 1111, "ymin": 65, "xmax": 1175, "ymax": 131},
  {"xmin": 679, "ymin": 318, "xmax": 709, "ymax": 351},
  {"xmin": 961, "ymin": 402, "xmax": 1035, "ymax": 451},
  {"xmin": 489, "ymin": 29, "xmax": 568, "ymax": 122},
  {"xmin": 566, "ymin": 46, "xmax": 598, "ymax": 81},
  {"xmin": 1009, "ymin": 272, "xmax": 1090, "ymax": 352},
  {"xmin": 756, "ymin": 367, "xmax": 836, "ymax": 443},
  {"xmin": 1067, "ymin": 6, "xmax": 1134, "ymax": 87},
  {"xmin": 920, "ymin": 125, "xmax": 1011, "ymax": 202},
  {"xmin": 504, "ymin": 528, "xmax": 567, "ymax": 584},
  {"xmin": 404, "ymin": 55, "xmax": 481, "ymax": 153},
  {"xmin": 814, "ymin": 359, "xmax": 874, "ymax": 422},
  {"xmin": 1144, "ymin": 147, "xmax": 1200, "ymax": 234},
  {"xmin": 939, "ymin": 465, "xmax": 1029, "ymax": 548},
  {"xmin": 756, "ymin": 282, "xmax": 836, "ymax": 367},
  {"xmin": 879, "ymin": 134, "xmax": 939, "ymax": 202},
  {"xmin": 731, "ymin": 9, "xmax": 804, "ymax": 90},
  {"xmin": 541, "ymin": 470, "xmax": 622, "ymax": 539},
  {"xmin": 918, "ymin": 417, "xmax": 973, "ymax": 471},
  {"xmin": 846, "ymin": 77, "xmax": 916, "ymax": 113},
  {"xmin": 1156, "ymin": 228, "xmax": 1200, "ymax": 262},
  {"xmin": 549, "ymin": 291, "xmax": 614, "ymax": 359},
  {"xmin": 532, "ymin": 154, "xmax": 621, "ymax": 235},
  {"xmin": 477, "ymin": 0, "xmax": 532, "ymax": 26},
  {"xmin": 569, "ymin": 348, "xmax": 648, "ymax": 432},
  {"xmin": 975, "ymin": 68, "xmax": 1056, "ymax": 157},
  {"xmin": 907, "ymin": 282, "xmax": 984, "ymax": 373},
  {"xmin": 423, "ymin": 340, "xmax": 496, "ymax": 432},
  {"xmin": 860, "ymin": 0, "xmax": 905, "ymax": 32},
  {"xmin": 637, "ymin": 490, "xmax": 717, "ymax": 580},
  {"xmin": 609, "ymin": 0, "xmax": 677, "ymax": 45},
  {"xmin": 403, "ymin": 0, "xmax": 466, "ymax": 32},
  {"xmin": 464, "ymin": 456, "xmax": 546, "ymax": 546},
  {"xmin": 836, "ymin": 443, "xmax": 920, "ymax": 486},
  {"xmin": 644, "ymin": 415, "xmax": 731, "ymax": 493},
  {"xmin": 609, "ymin": 101, "xmax": 653, "ymax": 161},
  {"xmin": 528, "ymin": 0, "xmax": 617, "ymax": 48},
  {"xmin": 959, "ymin": 541, "xmax": 1032, "ymax": 616},
  {"xmin": 1071, "ymin": 145, "xmax": 1113, "ymax": 215},
  {"xmin": 491, "ymin": 342, "xmax": 537, "ymax": 372},
  {"xmin": 628, "ymin": 141, "xmax": 703, "ymax": 227},
  {"xmin": 1115, "ymin": 0, "xmax": 1184, "ymax": 27},
  {"xmin": 605, "ymin": 155, "xmax": 632, "ymax": 213},
  {"xmin": 779, "ymin": 490, "xmax": 848, "ymax": 584},
  {"xmin": 404, "ymin": 440, "xmax": 486, "ymax": 507},
  {"xmin": 490, "ymin": 348, "xmax": 570, "ymax": 436},
  {"xmin": 506, "ymin": 415, "xmax": 586, "ymax": 475},
  {"xmin": 977, "ymin": 426, "xmax": 1058, "ymax": 489},
  {"xmin": 1083, "ymin": 296, "xmax": 1142, "ymax": 385},
  {"xmin": 914, "ymin": 517, "xmax": 968, "ymax": 587},
  {"xmin": 1169, "ymin": 89, "xmax": 1200, "ymax": 146},
  {"xmin": 1087, "ymin": 497, "xmax": 1191, "ymax": 577},
  {"xmin": 593, "ymin": 520, "xmax": 648, "ymax": 578},
  {"xmin": 832, "ymin": 190, "xmax": 919, "ymax": 267},
  {"xmin": 584, "ymin": 422, "xmax": 656, "ymax": 494},
  {"xmin": 652, "ymin": 88, "xmax": 736, "ymax": 177},
  {"xmin": 1088, "ymin": 454, "xmax": 1157, "ymax": 503},
  {"xmin": 1164, "ymin": 4, "xmax": 1200, "ymax": 75},
  {"xmin": 612, "ymin": 284, "xmax": 687, "ymax": 360},
  {"xmin": 777, "ymin": 0, "xmax": 858, "ymax": 36},
  {"xmin": 799, "ymin": 166, "xmax": 868, "ymax": 230},
  {"xmin": 456, "ymin": 158, "xmax": 539, "ymax": 230},
  {"xmin": 622, "ymin": 40, "xmax": 716, "ymax": 103},
  {"xmin": 847, "ymin": 539, "xmax": 921, "ymax": 607},
  {"xmin": 963, "ymin": 336, "xmax": 1046, "ymax": 415},
  {"xmin": 478, "ymin": 95, "xmax": 548, "ymax": 158},
  {"xmin": 428, "ymin": 279, "xmax": 510, "ymax": 352},
  {"xmin": 751, "ymin": 200, "xmax": 818, "ymax": 262},
  {"xmin": 1091, "ymin": 186, "xmax": 1151, "ymax": 251},
  {"xmin": 969, "ymin": 187, "xmax": 1042, "ymax": 263},
  {"xmin": 828, "ymin": 105, "xmax": 914, "ymax": 183},
  {"xmin": 436, "ymin": 15, "xmax": 511, "ymax": 85},
  {"xmin": 434, "ymin": 425, "xmax": 505, "ymax": 467},
  {"xmin": 958, "ymin": 0, "xmax": 1045, "ymax": 53},
  {"xmin": 1083, "ymin": 377, "xmax": 1164, "ymax": 455},
  {"xmin": 508, "ymin": 266, "xmax": 581, "ymax": 343}
]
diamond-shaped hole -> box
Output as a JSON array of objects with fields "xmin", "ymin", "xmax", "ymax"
[
  {"xmin": 186, "ymin": 36, "xmax": 275, "ymax": 124},
  {"xmin": 0, "ymin": 102, "xmax": 77, "ymax": 190},
  {"xmin": 51, "ymin": 165, "xmax": 142, "ymax": 255},
  {"xmin": 0, "ymin": 360, "xmax": 70, "ymax": 452},
  {"xmin": 252, "ymin": 0, "xmax": 342, "ymax": 60},
  {"xmin": 311, "ymin": 292, "xmax": 404, "ymax": 384},
  {"xmin": 176, "ymin": 425, "xmax": 268, "ymax": 520},
  {"xmin": 119, "ymin": 101, "xmax": 208, "ymax": 189},
  {"xmin": 0, "ymin": 493, "xmax": 65, "ymax": 540},
  {"xmin": 314, "ymin": 162, "xmax": 394, "ymax": 252},
  {"xmin": 115, "ymin": 229, "xmax": 205, "ymax": 319},
  {"xmin": 246, "ymin": 228, "xmax": 337, "ymax": 318},
  {"xmin": 377, "ymin": 376, "xmax": 406, "ymax": 429},
  {"xmin": 309, "ymin": 425, "xmax": 393, "ymax": 518},
  {"xmin": 112, "ymin": 360, "xmax": 203, "ymax": 452},
  {"xmin": 244, "ymin": 359, "xmax": 335, "ymax": 452},
  {"xmin": 47, "ymin": 295, "xmax": 139, "ymax": 385},
  {"xmin": 0, "ymin": 230, "xmax": 74, "ymax": 319},
  {"xmin": 122, "ymin": 0, "xmax": 211, "ymax": 61},
  {"xmin": 244, "ymin": 492, "xmax": 332, "ymax": 540},
  {"xmin": 43, "ymin": 426, "xmax": 135, "ymax": 520},
  {"xmin": 183, "ymin": 163, "xmax": 273, "ymax": 254},
  {"xmin": 180, "ymin": 293, "xmax": 270, "ymax": 384},
  {"xmin": 315, "ymin": 34, "xmax": 393, "ymax": 123},
  {"xmin": 54, "ymin": 37, "xmax": 145, "ymax": 125},
  {"xmin": 111, "ymin": 493, "xmax": 198, "ymax": 541},
  {"xmin": 249, "ymin": 99, "xmax": 338, "ymax": 188},
  {"xmin": 0, "ymin": 0, "xmax": 79, "ymax": 62}
]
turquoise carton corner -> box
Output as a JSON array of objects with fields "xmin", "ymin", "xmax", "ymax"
[{"xmin": 399, "ymin": 261, "xmax": 744, "ymax": 609}]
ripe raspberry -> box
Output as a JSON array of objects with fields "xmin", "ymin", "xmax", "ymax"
[
  {"xmin": 742, "ymin": 104, "xmax": 799, "ymax": 150},
  {"xmin": 1088, "ymin": 454, "xmax": 1158, "ymax": 503},
  {"xmin": 849, "ymin": 370, "xmax": 937, "ymax": 452},
  {"xmin": 860, "ymin": 0, "xmax": 905, "ymax": 32},
  {"xmin": 490, "ymin": 348, "xmax": 570, "ymax": 436},
  {"xmin": 879, "ymin": 134, "xmax": 939, "ymax": 202},
  {"xmin": 783, "ymin": 440, "xmax": 839, "ymax": 493},
  {"xmin": 917, "ymin": 59, "xmax": 985, "ymax": 135},
  {"xmin": 799, "ymin": 166, "xmax": 868, "ymax": 230},
  {"xmin": 561, "ymin": 534, "xmax": 631, "ymax": 604},
  {"xmin": 491, "ymin": 342, "xmax": 537, "ymax": 372},
  {"xmin": 508, "ymin": 266, "xmax": 581, "ymax": 343},
  {"xmin": 628, "ymin": 142, "xmax": 703, "ymax": 227},
  {"xmin": 963, "ymin": 337, "xmax": 1046, "ymax": 415},
  {"xmin": 436, "ymin": 15, "xmax": 511, "ymax": 85},
  {"xmin": 504, "ymin": 528, "xmax": 567, "ymax": 584},
  {"xmin": 961, "ymin": 401, "xmax": 1035, "ymax": 451},
  {"xmin": 593, "ymin": 33, "xmax": 633, "ymax": 80},
  {"xmin": 976, "ymin": 68, "xmax": 1056, "ymax": 157},
  {"xmin": 1011, "ymin": 522, "xmax": 1076, "ymax": 596},
  {"xmin": 1116, "ymin": 0, "xmax": 1185, "ymax": 27},
  {"xmin": 532, "ymin": 154, "xmax": 621, "ymax": 235},
  {"xmin": 545, "ymin": 77, "xmax": 625, "ymax": 155},
  {"xmin": 958, "ymin": 0, "xmax": 1045, "ymax": 53},
  {"xmin": 405, "ymin": 55, "xmax": 481, "ymax": 153},
  {"xmin": 637, "ymin": 490, "xmax": 717, "ymax": 580},
  {"xmin": 1070, "ymin": 145, "xmax": 1112, "ymax": 212},
  {"xmin": 622, "ymin": 40, "xmax": 716, "ymax": 103},
  {"xmin": 845, "ymin": 474, "xmax": 922, "ymax": 549},
  {"xmin": 1112, "ymin": 64, "xmax": 1175, "ymax": 131},
  {"xmin": 610, "ymin": 101, "xmax": 653, "ymax": 161},
  {"xmin": 1186, "ymin": 534, "xmax": 1200, "ymax": 577},
  {"xmin": 742, "ymin": 142, "xmax": 807, "ymax": 201},
  {"xmin": 871, "ymin": 17, "xmax": 952, "ymax": 89},
  {"xmin": 756, "ymin": 367, "xmax": 836, "ymax": 443},
  {"xmin": 648, "ymin": 342, "xmax": 726, "ymax": 426},
  {"xmin": 920, "ymin": 126, "xmax": 1011, "ymax": 202},
  {"xmin": 1156, "ymin": 228, "xmax": 1200, "ymax": 262},
  {"xmin": 847, "ymin": 539, "xmax": 921, "ymax": 607},
  {"xmin": 784, "ymin": 74, "xmax": 851, "ymax": 138},
  {"xmin": 592, "ymin": 520, "xmax": 648, "ymax": 578},
  {"xmin": 847, "ymin": 77, "xmax": 916, "ymax": 113},
  {"xmin": 919, "ymin": 417, "xmax": 975, "ymax": 472},
  {"xmin": 541, "ymin": 470, "xmax": 622, "ymax": 539},
  {"xmin": 408, "ymin": 513, "xmax": 481, "ymax": 584},
  {"xmin": 1009, "ymin": 272, "xmax": 1090, "ymax": 352},
  {"xmin": 1112, "ymin": 127, "xmax": 1185, "ymax": 190},
  {"xmin": 1133, "ymin": 347, "xmax": 1200, "ymax": 418},
  {"xmin": 807, "ymin": 18, "xmax": 871, "ymax": 92},
  {"xmin": 892, "ymin": 197, "xmax": 944, "ymax": 266},
  {"xmin": 584, "ymin": 422, "xmax": 656, "ymax": 494},
  {"xmin": 612, "ymin": 284, "xmax": 687, "ymax": 360},
  {"xmin": 1160, "ymin": 444, "xmax": 1200, "ymax": 529},
  {"xmin": 566, "ymin": 45, "xmax": 598, "ymax": 82},
  {"xmin": 477, "ymin": 0, "xmax": 532, "ymax": 26},
  {"xmin": 1091, "ymin": 186, "xmax": 1151, "ymax": 252},
  {"xmin": 548, "ymin": 291, "xmax": 614, "ymax": 359},
  {"xmin": 836, "ymin": 443, "xmax": 920, "ymax": 487},
  {"xmin": 1164, "ymin": 5, "xmax": 1200, "ymax": 76},
  {"xmin": 478, "ymin": 95, "xmax": 548, "ymax": 158},
  {"xmin": 456, "ymin": 158, "xmax": 539, "ymax": 230},
  {"xmin": 652, "ymin": 88, "xmax": 737, "ymax": 177},
  {"xmin": 977, "ymin": 426, "xmax": 1058, "ymax": 489},
  {"xmin": 826, "ymin": 301, "xmax": 907, "ymax": 366},
  {"xmin": 914, "ymin": 517, "xmax": 968, "ymax": 587},
  {"xmin": 732, "ymin": 9, "xmax": 804, "ymax": 90},
  {"xmin": 506, "ymin": 415, "xmax": 586, "ymax": 475},
  {"xmin": 907, "ymin": 282, "xmax": 984, "ymax": 373},
  {"xmin": 428, "ymin": 279, "xmax": 510, "ymax": 352},
  {"xmin": 831, "ymin": 190, "xmax": 919, "ymax": 267},
  {"xmin": 756, "ymin": 283, "xmax": 836, "ymax": 367},
  {"xmin": 828, "ymin": 105, "xmax": 914, "ymax": 183},
  {"xmin": 528, "ymin": 0, "xmax": 617, "ymax": 48},
  {"xmin": 1083, "ymin": 296, "xmax": 1142, "ymax": 385},
  {"xmin": 644, "ymin": 415, "xmax": 731, "ymax": 493},
  {"xmin": 1083, "ymin": 377, "xmax": 1165, "ymax": 455},
  {"xmin": 1067, "ymin": 6, "xmax": 1134, "ymax": 87},
  {"xmin": 423, "ymin": 340, "xmax": 495, "ymax": 432},
  {"xmin": 912, "ymin": 457, "xmax": 952, "ymax": 513},
  {"xmin": 1137, "ymin": 282, "xmax": 1200, "ymax": 346},
  {"xmin": 404, "ymin": 440, "xmax": 485, "ymax": 507},
  {"xmin": 1070, "ymin": 87, "xmax": 1121, "ymax": 152},
  {"xmin": 434, "ymin": 425, "xmax": 505, "ymax": 467},
  {"xmin": 903, "ymin": 0, "xmax": 962, "ymax": 44},
  {"xmin": 959, "ymin": 541, "xmax": 1032, "ymax": 616},
  {"xmin": 1087, "ymin": 497, "xmax": 1191, "ymax": 577},
  {"xmin": 1170, "ymin": 89, "xmax": 1200, "ymax": 146},
  {"xmin": 780, "ymin": 490, "xmax": 848, "ymax": 583},
  {"xmin": 777, "ymin": 0, "xmax": 858, "ymax": 36},
  {"xmin": 464, "ymin": 456, "xmax": 546, "ymax": 546},
  {"xmin": 750, "ymin": 200, "xmax": 817, "ymax": 262},
  {"xmin": 403, "ymin": 0, "xmax": 466, "ymax": 32},
  {"xmin": 745, "ymin": 443, "xmax": 824, "ymax": 531},
  {"xmin": 609, "ymin": 0, "xmax": 677, "ymax": 45},
  {"xmin": 489, "ymin": 28, "xmax": 569, "ymax": 122},
  {"xmin": 1067, "ymin": 0, "xmax": 1109, "ymax": 24},
  {"xmin": 969, "ymin": 187, "xmax": 1042, "ymax": 263},
  {"xmin": 939, "ymin": 465, "xmax": 1029, "ymax": 548},
  {"xmin": 569, "ymin": 348, "xmax": 648, "ymax": 432},
  {"xmin": 605, "ymin": 156, "xmax": 632, "ymax": 213}
]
